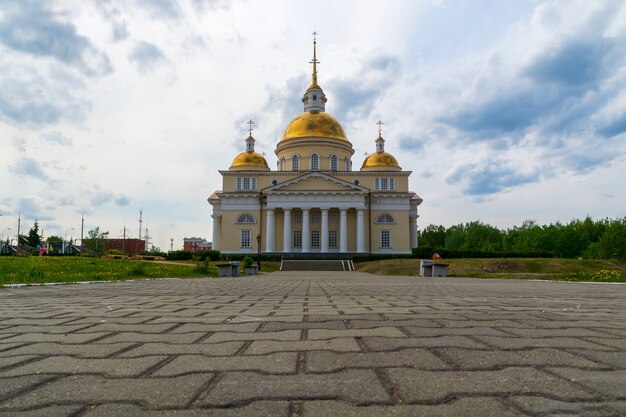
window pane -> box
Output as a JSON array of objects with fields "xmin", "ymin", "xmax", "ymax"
[
  {"xmin": 311, "ymin": 154, "xmax": 319, "ymax": 170},
  {"xmin": 328, "ymin": 211, "xmax": 338, "ymax": 224},
  {"xmin": 243, "ymin": 177, "xmax": 250, "ymax": 190},
  {"xmin": 329, "ymin": 230, "xmax": 338, "ymax": 248},
  {"xmin": 292, "ymin": 155, "xmax": 299, "ymax": 171},
  {"xmin": 311, "ymin": 212, "xmax": 320, "ymax": 224},
  {"xmin": 311, "ymin": 230, "xmax": 320, "ymax": 248},
  {"xmin": 375, "ymin": 178, "xmax": 380, "ymax": 190},
  {"xmin": 237, "ymin": 178, "xmax": 242, "ymax": 190},
  {"xmin": 330, "ymin": 155, "xmax": 337, "ymax": 171},
  {"xmin": 293, "ymin": 230, "xmax": 302, "ymax": 248},
  {"xmin": 381, "ymin": 178, "xmax": 388, "ymax": 190},
  {"xmin": 389, "ymin": 178, "xmax": 395, "ymax": 190},
  {"xmin": 381, "ymin": 230, "xmax": 390, "ymax": 248},
  {"xmin": 293, "ymin": 212, "xmax": 302, "ymax": 224},
  {"xmin": 241, "ymin": 230, "xmax": 251, "ymax": 248},
  {"xmin": 251, "ymin": 178, "xmax": 257, "ymax": 190}
]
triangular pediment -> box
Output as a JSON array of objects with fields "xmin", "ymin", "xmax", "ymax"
[{"xmin": 263, "ymin": 172, "xmax": 368, "ymax": 193}]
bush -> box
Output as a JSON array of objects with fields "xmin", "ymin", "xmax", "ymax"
[
  {"xmin": 243, "ymin": 256, "xmax": 254, "ymax": 268},
  {"xmin": 166, "ymin": 250, "xmax": 193, "ymax": 261},
  {"xmin": 411, "ymin": 247, "xmax": 554, "ymax": 259},
  {"xmin": 193, "ymin": 258, "xmax": 211, "ymax": 274}
]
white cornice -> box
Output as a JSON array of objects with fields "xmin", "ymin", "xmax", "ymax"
[{"xmin": 218, "ymin": 170, "xmax": 412, "ymax": 176}]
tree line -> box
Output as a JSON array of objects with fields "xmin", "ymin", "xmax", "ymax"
[{"xmin": 418, "ymin": 217, "xmax": 626, "ymax": 260}]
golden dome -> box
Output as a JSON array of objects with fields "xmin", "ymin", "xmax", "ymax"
[
  {"xmin": 229, "ymin": 151, "xmax": 270, "ymax": 171},
  {"xmin": 360, "ymin": 152, "xmax": 401, "ymax": 171},
  {"xmin": 282, "ymin": 111, "xmax": 348, "ymax": 142}
]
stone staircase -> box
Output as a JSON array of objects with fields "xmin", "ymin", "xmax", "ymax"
[{"xmin": 280, "ymin": 259, "xmax": 355, "ymax": 271}]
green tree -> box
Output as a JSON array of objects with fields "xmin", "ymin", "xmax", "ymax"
[
  {"xmin": 46, "ymin": 235, "xmax": 65, "ymax": 243},
  {"xmin": 419, "ymin": 224, "xmax": 446, "ymax": 248},
  {"xmin": 462, "ymin": 221, "xmax": 503, "ymax": 252},
  {"xmin": 26, "ymin": 221, "xmax": 42, "ymax": 247},
  {"xmin": 597, "ymin": 218, "xmax": 626, "ymax": 260},
  {"xmin": 83, "ymin": 227, "xmax": 109, "ymax": 254},
  {"xmin": 445, "ymin": 225, "xmax": 465, "ymax": 250}
]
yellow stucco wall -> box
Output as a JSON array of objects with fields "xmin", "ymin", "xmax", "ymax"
[{"xmin": 219, "ymin": 207, "xmax": 411, "ymax": 253}]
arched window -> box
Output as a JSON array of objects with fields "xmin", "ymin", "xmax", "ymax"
[
  {"xmin": 375, "ymin": 213, "xmax": 395, "ymax": 224},
  {"xmin": 330, "ymin": 154, "xmax": 338, "ymax": 171},
  {"xmin": 292, "ymin": 154, "xmax": 300, "ymax": 171},
  {"xmin": 310, "ymin": 153, "xmax": 319, "ymax": 170},
  {"xmin": 279, "ymin": 158, "xmax": 285, "ymax": 171},
  {"xmin": 236, "ymin": 213, "xmax": 256, "ymax": 224},
  {"xmin": 344, "ymin": 157, "xmax": 351, "ymax": 171}
]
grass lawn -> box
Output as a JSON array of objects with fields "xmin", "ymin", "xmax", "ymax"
[
  {"xmin": 356, "ymin": 258, "xmax": 626, "ymax": 282},
  {"xmin": 0, "ymin": 256, "xmax": 217, "ymax": 286}
]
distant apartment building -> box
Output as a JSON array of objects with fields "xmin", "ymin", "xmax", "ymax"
[{"xmin": 183, "ymin": 237, "xmax": 212, "ymax": 252}]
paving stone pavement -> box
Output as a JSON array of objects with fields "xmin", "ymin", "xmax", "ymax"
[{"xmin": 1, "ymin": 271, "xmax": 626, "ymax": 416}]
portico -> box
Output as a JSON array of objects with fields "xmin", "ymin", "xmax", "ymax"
[{"xmin": 263, "ymin": 171, "xmax": 369, "ymax": 254}]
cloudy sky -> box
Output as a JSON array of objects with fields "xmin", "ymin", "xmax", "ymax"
[{"xmin": 1, "ymin": 0, "xmax": 625, "ymax": 250}]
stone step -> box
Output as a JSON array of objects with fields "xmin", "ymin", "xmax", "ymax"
[{"xmin": 280, "ymin": 260, "xmax": 354, "ymax": 271}]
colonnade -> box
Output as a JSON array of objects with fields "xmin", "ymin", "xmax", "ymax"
[{"xmin": 265, "ymin": 208, "xmax": 365, "ymax": 253}]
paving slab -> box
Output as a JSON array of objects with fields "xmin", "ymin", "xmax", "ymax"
[{"xmin": 1, "ymin": 272, "xmax": 625, "ymax": 416}]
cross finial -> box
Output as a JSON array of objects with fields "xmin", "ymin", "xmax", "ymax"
[
  {"xmin": 309, "ymin": 31, "xmax": 320, "ymax": 87},
  {"xmin": 377, "ymin": 120, "xmax": 384, "ymax": 136},
  {"xmin": 247, "ymin": 119, "xmax": 255, "ymax": 135}
]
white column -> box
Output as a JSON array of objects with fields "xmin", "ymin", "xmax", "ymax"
[
  {"xmin": 339, "ymin": 208, "xmax": 348, "ymax": 253},
  {"xmin": 211, "ymin": 214, "xmax": 220, "ymax": 251},
  {"xmin": 265, "ymin": 209, "xmax": 275, "ymax": 252},
  {"xmin": 357, "ymin": 209, "xmax": 365, "ymax": 253},
  {"xmin": 410, "ymin": 216, "xmax": 418, "ymax": 249},
  {"xmin": 321, "ymin": 208, "xmax": 329, "ymax": 253},
  {"xmin": 283, "ymin": 208, "xmax": 291, "ymax": 253},
  {"xmin": 302, "ymin": 208, "xmax": 310, "ymax": 252}
]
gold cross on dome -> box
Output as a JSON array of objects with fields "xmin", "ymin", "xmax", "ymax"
[
  {"xmin": 377, "ymin": 120, "xmax": 384, "ymax": 135},
  {"xmin": 247, "ymin": 119, "xmax": 255, "ymax": 134}
]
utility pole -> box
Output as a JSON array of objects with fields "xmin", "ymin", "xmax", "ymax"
[
  {"xmin": 170, "ymin": 238, "xmax": 174, "ymax": 252},
  {"xmin": 80, "ymin": 211, "xmax": 84, "ymax": 246},
  {"xmin": 138, "ymin": 209, "xmax": 143, "ymax": 240},
  {"xmin": 17, "ymin": 212, "xmax": 21, "ymax": 247}
]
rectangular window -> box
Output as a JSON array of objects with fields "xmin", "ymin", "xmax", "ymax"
[
  {"xmin": 328, "ymin": 211, "xmax": 338, "ymax": 224},
  {"xmin": 241, "ymin": 230, "xmax": 251, "ymax": 248},
  {"xmin": 381, "ymin": 178, "xmax": 389, "ymax": 190},
  {"xmin": 375, "ymin": 178, "xmax": 380, "ymax": 190},
  {"xmin": 293, "ymin": 230, "xmax": 302, "ymax": 248},
  {"xmin": 236, "ymin": 178, "xmax": 242, "ymax": 190},
  {"xmin": 251, "ymin": 178, "xmax": 257, "ymax": 190},
  {"xmin": 311, "ymin": 230, "xmax": 320, "ymax": 248},
  {"xmin": 328, "ymin": 230, "xmax": 338, "ymax": 248},
  {"xmin": 311, "ymin": 212, "xmax": 321, "ymax": 224},
  {"xmin": 380, "ymin": 230, "xmax": 391, "ymax": 248},
  {"xmin": 293, "ymin": 212, "xmax": 302, "ymax": 224},
  {"xmin": 243, "ymin": 177, "xmax": 250, "ymax": 190},
  {"xmin": 389, "ymin": 178, "xmax": 395, "ymax": 190}
]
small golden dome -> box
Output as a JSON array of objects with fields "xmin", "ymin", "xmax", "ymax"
[
  {"xmin": 229, "ymin": 151, "xmax": 270, "ymax": 171},
  {"xmin": 282, "ymin": 111, "xmax": 348, "ymax": 142},
  {"xmin": 360, "ymin": 152, "xmax": 401, "ymax": 171}
]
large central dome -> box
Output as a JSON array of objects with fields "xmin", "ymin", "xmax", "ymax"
[{"xmin": 281, "ymin": 111, "xmax": 348, "ymax": 142}]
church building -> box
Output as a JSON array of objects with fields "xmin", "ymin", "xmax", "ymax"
[{"xmin": 208, "ymin": 37, "xmax": 422, "ymax": 256}]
